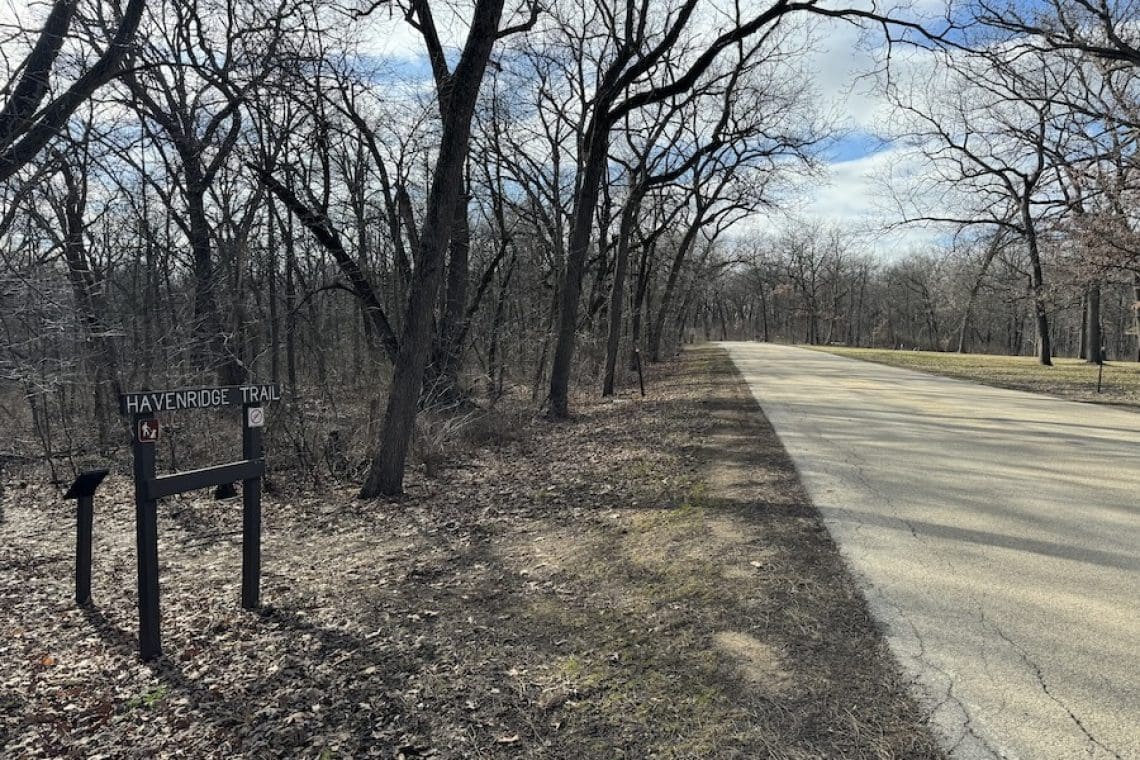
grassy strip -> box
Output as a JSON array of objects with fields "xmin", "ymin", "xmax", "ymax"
[
  {"xmin": 1, "ymin": 349, "xmax": 943, "ymax": 759},
  {"xmin": 810, "ymin": 346, "xmax": 1140, "ymax": 408},
  {"xmin": 516, "ymin": 348, "xmax": 944, "ymax": 758}
]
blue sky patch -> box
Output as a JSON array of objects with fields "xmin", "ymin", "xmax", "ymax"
[{"xmin": 823, "ymin": 132, "xmax": 889, "ymax": 164}]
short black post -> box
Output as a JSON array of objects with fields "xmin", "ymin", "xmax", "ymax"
[
  {"xmin": 634, "ymin": 349, "xmax": 646, "ymax": 398},
  {"xmin": 241, "ymin": 403, "xmax": 263, "ymax": 609},
  {"xmin": 64, "ymin": 469, "xmax": 109, "ymax": 606},
  {"xmin": 133, "ymin": 412, "xmax": 161, "ymax": 661},
  {"xmin": 76, "ymin": 495, "xmax": 94, "ymax": 604}
]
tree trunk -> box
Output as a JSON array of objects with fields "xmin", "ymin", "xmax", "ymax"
[
  {"xmin": 959, "ymin": 241, "xmax": 1000, "ymax": 353},
  {"xmin": 629, "ymin": 241, "xmax": 652, "ymax": 367},
  {"xmin": 284, "ymin": 210, "xmax": 298, "ymax": 390},
  {"xmin": 648, "ymin": 221, "xmax": 702, "ymax": 361},
  {"xmin": 486, "ymin": 252, "xmax": 516, "ymax": 401},
  {"xmin": 186, "ymin": 182, "xmax": 239, "ymax": 383},
  {"xmin": 1086, "ymin": 282, "xmax": 1102, "ymax": 364},
  {"xmin": 1078, "ymin": 292, "xmax": 1088, "ymax": 359},
  {"xmin": 602, "ymin": 185, "xmax": 643, "ymax": 397},
  {"xmin": 1021, "ymin": 202, "xmax": 1052, "ymax": 365},
  {"xmin": 1132, "ymin": 273, "xmax": 1140, "ymax": 362},
  {"xmin": 759, "ymin": 281, "xmax": 769, "ymax": 342},
  {"xmin": 549, "ymin": 120, "xmax": 608, "ymax": 418},
  {"xmin": 429, "ymin": 189, "xmax": 471, "ymax": 407},
  {"xmin": 361, "ymin": 0, "xmax": 505, "ymax": 497},
  {"xmin": 267, "ymin": 198, "xmax": 281, "ymax": 384},
  {"xmin": 58, "ymin": 165, "xmax": 121, "ymax": 447}
]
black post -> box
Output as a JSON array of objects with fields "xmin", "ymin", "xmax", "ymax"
[
  {"xmin": 76, "ymin": 494, "xmax": 94, "ymax": 605},
  {"xmin": 634, "ymin": 349, "xmax": 646, "ymax": 398},
  {"xmin": 65, "ymin": 468, "xmax": 108, "ymax": 607},
  {"xmin": 133, "ymin": 413, "xmax": 161, "ymax": 661},
  {"xmin": 241, "ymin": 403, "xmax": 263, "ymax": 609}
]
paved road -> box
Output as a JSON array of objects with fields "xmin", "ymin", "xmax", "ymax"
[{"xmin": 723, "ymin": 342, "xmax": 1139, "ymax": 760}]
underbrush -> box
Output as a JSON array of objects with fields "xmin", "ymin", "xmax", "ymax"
[{"xmin": 0, "ymin": 372, "xmax": 548, "ymax": 493}]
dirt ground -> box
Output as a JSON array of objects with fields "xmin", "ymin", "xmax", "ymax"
[{"xmin": 0, "ymin": 347, "xmax": 944, "ymax": 759}]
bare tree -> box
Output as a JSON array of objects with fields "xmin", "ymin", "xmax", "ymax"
[
  {"xmin": 888, "ymin": 46, "xmax": 1081, "ymax": 364},
  {"xmin": 359, "ymin": 0, "xmax": 535, "ymax": 497},
  {"xmin": 0, "ymin": 0, "xmax": 146, "ymax": 182}
]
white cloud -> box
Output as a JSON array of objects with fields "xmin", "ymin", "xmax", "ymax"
[
  {"xmin": 355, "ymin": 8, "xmax": 432, "ymax": 61},
  {"xmin": 730, "ymin": 15, "xmax": 960, "ymax": 258},
  {"xmin": 740, "ymin": 145, "xmax": 950, "ymax": 258}
]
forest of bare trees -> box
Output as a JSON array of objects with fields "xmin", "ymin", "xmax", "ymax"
[{"xmin": 4, "ymin": 0, "xmax": 1140, "ymax": 493}]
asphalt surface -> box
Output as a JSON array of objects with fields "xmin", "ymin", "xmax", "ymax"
[{"xmin": 723, "ymin": 342, "xmax": 1139, "ymax": 760}]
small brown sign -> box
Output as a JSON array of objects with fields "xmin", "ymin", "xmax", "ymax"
[{"xmin": 137, "ymin": 418, "xmax": 160, "ymax": 443}]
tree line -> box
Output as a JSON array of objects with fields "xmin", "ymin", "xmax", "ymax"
[
  {"xmin": 699, "ymin": 224, "xmax": 1140, "ymax": 361},
  {"xmin": 2, "ymin": 0, "xmax": 1139, "ymax": 493}
]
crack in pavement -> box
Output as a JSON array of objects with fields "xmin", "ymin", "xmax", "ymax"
[
  {"xmin": 850, "ymin": 544, "xmax": 1002, "ymax": 760},
  {"xmin": 898, "ymin": 598, "xmax": 1002, "ymax": 759},
  {"xmin": 973, "ymin": 605, "xmax": 1011, "ymax": 729},
  {"xmin": 797, "ymin": 413, "xmax": 1005, "ymax": 758},
  {"xmin": 987, "ymin": 619, "xmax": 1123, "ymax": 759}
]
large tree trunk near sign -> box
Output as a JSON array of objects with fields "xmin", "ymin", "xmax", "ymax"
[{"xmin": 360, "ymin": 0, "xmax": 507, "ymax": 498}]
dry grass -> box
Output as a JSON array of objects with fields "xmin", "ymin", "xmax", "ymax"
[
  {"xmin": 1, "ymin": 349, "xmax": 943, "ymax": 759},
  {"xmin": 810, "ymin": 346, "xmax": 1140, "ymax": 408}
]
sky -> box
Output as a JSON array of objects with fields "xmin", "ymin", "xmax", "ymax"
[
  {"xmin": 776, "ymin": 15, "xmax": 953, "ymax": 257},
  {"xmin": 0, "ymin": 0, "xmax": 954, "ymax": 262},
  {"xmin": 353, "ymin": 5, "xmax": 954, "ymax": 261}
]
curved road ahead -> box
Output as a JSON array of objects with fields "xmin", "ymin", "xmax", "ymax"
[{"xmin": 724, "ymin": 343, "xmax": 1139, "ymax": 760}]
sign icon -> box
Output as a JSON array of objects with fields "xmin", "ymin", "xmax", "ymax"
[
  {"xmin": 138, "ymin": 419, "xmax": 160, "ymax": 443},
  {"xmin": 247, "ymin": 407, "xmax": 265, "ymax": 428}
]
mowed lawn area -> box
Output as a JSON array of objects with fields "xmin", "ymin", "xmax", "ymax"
[{"xmin": 810, "ymin": 346, "xmax": 1140, "ymax": 408}]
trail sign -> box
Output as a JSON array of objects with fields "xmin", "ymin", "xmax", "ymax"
[
  {"xmin": 120, "ymin": 383, "xmax": 279, "ymax": 415},
  {"xmin": 137, "ymin": 418, "xmax": 159, "ymax": 443},
  {"xmin": 114, "ymin": 382, "xmax": 280, "ymax": 660}
]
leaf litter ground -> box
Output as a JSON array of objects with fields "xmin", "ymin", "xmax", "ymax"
[{"xmin": 0, "ymin": 347, "xmax": 944, "ymax": 759}]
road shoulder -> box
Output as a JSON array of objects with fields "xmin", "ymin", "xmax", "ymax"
[{"xmin": 0, "ymin": 345, "xmax": 943, "ymax": 758}]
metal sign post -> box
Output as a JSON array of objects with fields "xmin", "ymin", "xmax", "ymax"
[
  {"xmin": 132, "ymin": 409, "xmax": 161, "ymax": 660},
  {"xmin": 241, "ymin": 401, "xmax": 263, "ymax": 609},
  {"xmin": 118, "ymin": 383, "xmax": 279, "ymax": 661}
]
